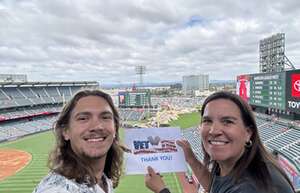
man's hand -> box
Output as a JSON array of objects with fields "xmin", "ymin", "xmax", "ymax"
[{"xmin": 145, "ymin": 166, "xmax": 166, "ymax": 193}]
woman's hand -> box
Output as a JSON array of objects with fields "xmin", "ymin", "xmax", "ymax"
[
  {"xmin": 177, "ymin": 139, "xmax": 210, "ymax": 191},
  {"xmin": 176, "ymin": 139, "xmax": 198, "ymax": 165}
]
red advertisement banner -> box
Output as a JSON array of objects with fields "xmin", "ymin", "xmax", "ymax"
[{"xmin": 291, "ymin": 74, "xmax": 300, "ymax": 98}]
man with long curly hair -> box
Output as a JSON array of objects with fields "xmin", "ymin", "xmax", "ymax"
[{"xmin": 33, "ymin": 89, "xmax": 126, "ymax": 193}]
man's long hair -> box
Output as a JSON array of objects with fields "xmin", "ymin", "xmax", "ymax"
[
  {"xmin": 48, "ymin": 89, "xmax": 125, "ymax": 188},
  {"xmin": 200, "ymin": 91, "xmax": 295, "ymax": 193}
]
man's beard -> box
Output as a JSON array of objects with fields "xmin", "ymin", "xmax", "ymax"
[{"xmin": 81, "ymin": 147, "xmax": 111, "ymax": 161}]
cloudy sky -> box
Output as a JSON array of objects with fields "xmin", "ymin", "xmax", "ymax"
[{"xmin": 0, "ymin": 0, "xmax": 300, "ymax": 85}]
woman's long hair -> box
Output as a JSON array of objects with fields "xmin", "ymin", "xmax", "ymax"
[
  {"xmin": 200, "ymin": 91, "xmax": 295, "ymax": 192},
  {"xmin": 48, "ymin": 89, "xmax": 126, "ymax": 188}
]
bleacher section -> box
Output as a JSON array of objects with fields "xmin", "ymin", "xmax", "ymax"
[
  {"xmin": 0, "ymin": 86, "xmax": 81, "ymax": 108},
  {"xmin": 152, "ymin": 96, "xmax": 204, "ymax": 109},
  {"xmin": 0, "ymin": 108, "xmax": 147, "ymax": 142},
  {"xmin": 0, "ymin": 105, "xmax": 61, "ymax": 120},
  {"xmin": 119, "ymin": 109, "xmax": 147, "ymax": 121},
  {"xmin": 182, "ymin": 128, "xmax": 204, "ymax": 160},
  {"xmin": 0, "ymin": 116, "xmax": 56, "ymax": 142},
  {"xmin": 0, "ymin": 81, "xmax": 99, "ymax": 142}
]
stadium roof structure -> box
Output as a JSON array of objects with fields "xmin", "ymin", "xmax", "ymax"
[{"xmin": 0, "ymin": 81, "xmax": 99, "ymax": 87}]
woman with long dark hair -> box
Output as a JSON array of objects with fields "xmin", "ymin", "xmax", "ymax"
[{"xmin": 145, "ymin": 91, "xmax": 295, "ymax": 193}]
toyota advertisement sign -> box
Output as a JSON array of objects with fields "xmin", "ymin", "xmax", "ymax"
[
  {"xmin": 286, "ymin": 69, "xmax": 300, "ymax": 113},
  {"xmin": 291, "ymin": 74, "xmax": 300, "ymax": 97}
]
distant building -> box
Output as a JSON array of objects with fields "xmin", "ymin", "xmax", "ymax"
[
  {"xmin": 182, "ymin": 74, "xmax": 209, "ymax": 95},
  {"xmin": 170, "ymin": 83, "xmax": 182, "ymax": 90},
  {"xmin": 0, "ymin": 74, "xmax": 27, "ymax": 82}
]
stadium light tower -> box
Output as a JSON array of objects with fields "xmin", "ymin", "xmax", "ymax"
[
  {"xmin": 135, "ymin": 65, "xmax": 146, "ymax": 86},
  {"xmin": 259, "ymin": 33, "xmax": 295, "ymax": 73}
]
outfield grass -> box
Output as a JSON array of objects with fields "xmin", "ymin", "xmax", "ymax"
[
  {"xmin": 169, "ymin": 111, "xmax": 201, "ymax": 129},
  {"xmin": 0, "ymin": 112, "xmax": 199, "ymax": 193}
]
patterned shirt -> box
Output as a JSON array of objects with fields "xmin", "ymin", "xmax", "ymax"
[{"xmin": 33, "ymin": 172, "xmax": 114, "ymax": 193}]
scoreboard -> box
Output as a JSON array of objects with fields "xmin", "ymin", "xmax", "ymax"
[
  {"xmin": 118, "ymin": 90, "xmax": 151, "ymax": 108},
  {"xmin": 237, "ymin": 69, "xmax": 300, "ymax": 114},
  {"xmin": 250, "ymin": 72, "xmax": 286, "ymax": 110}
]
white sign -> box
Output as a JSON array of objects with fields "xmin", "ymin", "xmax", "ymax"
[{"xmin": 124, "ymin": 127, "xmax": 187, "ymax": 175}]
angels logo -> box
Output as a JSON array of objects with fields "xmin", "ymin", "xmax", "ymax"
[
  {"xmin": 237, "ymin": 75, "xmax": 250, "ymax": 102},
  {"xmin": 132, "ymin": 136, "xmax": 177, "ymax": 155},
  {"xmin": 291, "ymin": 74, "xmax": 300, "ymax": 98}
]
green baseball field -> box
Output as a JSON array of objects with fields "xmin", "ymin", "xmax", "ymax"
[{"xmin": 0, "ymin": 112, "xmax": 200, "ymax": 193}]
